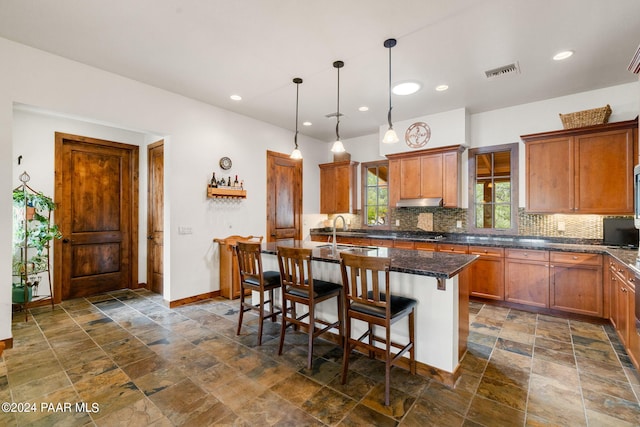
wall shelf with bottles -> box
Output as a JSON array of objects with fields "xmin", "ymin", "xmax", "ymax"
[{"xmin": 207, "ymin": 187, "xmax": 247, "ymax": 199}]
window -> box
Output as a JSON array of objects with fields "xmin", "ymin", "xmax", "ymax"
[
  {"xmin": 361, "ymin": 161, "xmax": 389, "ymax": 227},
  {"xmin": 468, "ymin": 143, "xmax": 519, "ymax": 234}
]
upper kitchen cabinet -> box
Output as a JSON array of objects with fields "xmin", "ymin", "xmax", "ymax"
[
  {"xmin": 319, "ymin": 161, "xmax": 359, "ymax": 214},
  {"xmin": 523, "ymin": 119, "xmax": 638, "ymax": 214},
  {"xmin": 387, "ymin": 145, "xmax": 465, "ymax": 208}
]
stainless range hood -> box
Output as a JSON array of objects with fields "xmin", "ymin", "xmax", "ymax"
[{"xmin": 396, "ymin": 198, "xmax": 443, "ymax": 208}]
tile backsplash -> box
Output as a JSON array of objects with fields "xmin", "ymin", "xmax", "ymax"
[{"xmin": 329, "ymin": 208, "xmax": 632, "ymax": 240}]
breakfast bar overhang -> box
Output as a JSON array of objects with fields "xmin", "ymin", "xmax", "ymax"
[{"xmin": 261, "ymin": 241, "xmax": 478, "ymax": 386}]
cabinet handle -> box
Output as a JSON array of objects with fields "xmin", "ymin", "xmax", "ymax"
[
  {"xmin": 572, "ymin": 256, "xmax": 578, "ymax": 260},
  {"xmin": 523, "ymin": 253, "xmax": 528, "ymax": 257}
]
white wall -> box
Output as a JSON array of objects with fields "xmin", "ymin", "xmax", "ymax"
[{"xmin": 0, "ymin": 37, "xmax": 328, "ymax": 342}]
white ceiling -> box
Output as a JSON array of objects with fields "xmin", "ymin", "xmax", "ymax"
[{"xmin": 1, "ymin": 0, "xmax": 639, "ymax": 142}]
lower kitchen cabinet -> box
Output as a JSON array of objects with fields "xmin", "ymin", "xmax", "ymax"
[
  {"xmin": 469, "ymin": 246, "xmax": 504, "ymax": 300},
  {"xmin": 550, "ymin": 252, "xmax": 603, "ymax": 317},
  {"xmin": 608, "ymin": 256, "xmax": 640, "ymax": 369},
  {"xmin": 505, "ymin": 249, "xmax": 549, "ymax": 308}
]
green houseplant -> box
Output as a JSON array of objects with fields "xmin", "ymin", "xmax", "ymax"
[{"xmin": 12, "ymin": 185, "xmax": 61, "ymax": 303}]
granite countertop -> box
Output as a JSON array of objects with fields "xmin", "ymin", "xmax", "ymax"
[
  {"xmin": 309, "ymin": 228, "xmax": 640, "ymax": 274},
  {"xmin": 262, "ymin": 241, "xmax": 478, "ymax": 280}
]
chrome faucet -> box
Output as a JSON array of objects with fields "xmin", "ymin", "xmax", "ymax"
[{"xmin": 332, "ymin": 215, "xmax": 346, "ymax": 254}]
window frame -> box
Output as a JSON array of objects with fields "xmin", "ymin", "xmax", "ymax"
[
  {"xmin": 361, "ymin": 160, "xmax": 390, "ymax": 229},
  {"xmin": 467, "ymin": 143, "xmax": 519, "ymax": 234}
]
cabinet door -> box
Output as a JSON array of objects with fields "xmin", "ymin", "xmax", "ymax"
[
  {"xmin": 617, "ymin": 281, "xmax": 630, "ymax": 347},
  {"xmin": 627, "ymin": 284, "xmax": 640, "ymax": 370},
  {"xmin": 334, "ymin": 163, "xmax": 352, "ymax": 213},
  {"xmin": 526, "ymin": 136, "xmax": 574, "ymax": 213},
  {"xmin": 400, "ymin": 157, "xmax": 421, "ymax": 199},
  {"xmin": 575, "ymin": 128, "xmax": 635, "ymax": 214},
  {"xmin": 437, "ymin": 243, "xmax": 468, "ymax": 254},
  {"xmin": 388, "ymin": 159, "xmax": 400, "ymax": 208},
  {"xmin": 442, "ymin": 151, "xmax": 459, "ymax": 207},
  {"xmin": 469, "ymin": 246, "xmax": 504, "ymax": 300},
  {"xmin": 420, "ymin": 154, "xmax": 443, "ymax": 198},
  {"xmin": 550, "ymin": 263, "xmax": 603, "ymax": 317},
  {"xmin": 505, "ymin": 259, "xmax": 549, "ymax": 307},
  {"xmin": 319, "ymin": 166, "xmax": 336, "ymax": 214}
]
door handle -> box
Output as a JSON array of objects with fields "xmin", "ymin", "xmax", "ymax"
[
  {"xmin": 148, "ymin": 235, "xmax": 154, "ymax": 240},
  {"xmin": 62, "ymin": 238, "xmax": 70, "ymax": 243}
]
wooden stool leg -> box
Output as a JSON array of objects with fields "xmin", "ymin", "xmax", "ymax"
[
  {"xmin": 278, "ymin": 298, "xmax": 288, "ymax": 356},
  {"xmin": 341, "ymin": 315, "xmax": 351, "ymax": 384},
  {"xmin": 409, "ymin": 309, "xmax": 416, "ymax": 374},
  {"xmin": 257, "ymin": 291, "xmax": 265, "ymax": 345},
  {"xmin": 237, "ymin": 288, "xmax": 246, "ymax": 336},
  {"xmin": 385, "ymin": 323, "xmax": 392, "ymax": 406},
  {"xmin": 307, "ymin": 305, "xmax": 314, "ymax": 370}
]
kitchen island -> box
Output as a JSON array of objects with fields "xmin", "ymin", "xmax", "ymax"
[{"xmin": 261, "ymin": 240, "xmax": 478, "ymax": 386}]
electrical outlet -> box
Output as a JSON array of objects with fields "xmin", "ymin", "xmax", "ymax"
[
  {"xmin": 558, "ymin": 221, "xmax": 565, "ymax": 232},
  {"xmin": 395, "ymin": 219, "xmax": 400, "ymax": 226},
  {"xmin": 178, "ymin": 226, "xmax": 192, "ymax": 234},
  {"xmin": 456, "ymin": 220, "xmax": 462, "ymax": 228}
]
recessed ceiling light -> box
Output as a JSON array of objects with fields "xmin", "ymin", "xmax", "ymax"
[
  {"xmin": 553, "ymin": 50, "xmax": 574, "ymax": 61},
  {"xmin": 230, "ymin": 94, "xmax": 242, "ymax": 101},
  {"xmin": 392, "ymin": 81, "xmax": 421, "ymax": 96},
  {"xmin": 303, "ymin": 121, "xmax": 312, "ymax": 126},
  {"xmin": 358, "ymin": 106, "xmax": 369, "ymax": 112},
  {"xmin": 435, "ymin": 84, "xmax": 449, "ymax": 92}
]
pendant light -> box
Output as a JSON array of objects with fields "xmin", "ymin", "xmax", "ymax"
[
  {"xmin": 382, "ymin": 38, "xmax": 399, "ymax": 144},
  {"xmin": 290, "ymin": 77, "xmax": 303, "ymax": 159},
  {"xmin": 331, "ymin": 60, "xmax": 346, "ymax": 153}
]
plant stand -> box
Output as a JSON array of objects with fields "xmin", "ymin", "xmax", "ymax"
[{"xmin": 12, "ymin": 171, "xmax": 58, "ymax": 321}]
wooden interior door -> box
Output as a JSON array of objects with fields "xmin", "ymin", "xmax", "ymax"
[
  {"xmin": 266, "ymin": 151, "xmax": 302, "ymax": 242},
  {"xmin": 54, "ymin": 133, "xmax": 139, "ymax": 301},
  {"xmin": 147, "ymin": 140, "xmax": 164, "ymax": 294}
]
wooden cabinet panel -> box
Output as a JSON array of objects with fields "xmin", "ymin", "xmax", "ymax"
[
  {"xmin": 550, "ymin": 262, "xmax": 603, "ymax": 316},
  {"xmin": 400, "ymin": 157, "xmax": 421, "ymax": 199},
  {"xmin": 550, "ymin": 251, "xmax": 601, "ymax": 265},
  {"xmin": 336, "ymin": 236, "xmax": 371, "ymax": 246},
  {"xmin": 393, "ymin": 240, "xmax": 415, "ymax": 249},
  {"xmin": 443, "ymin": 151, "xmax": 460, "ymax": 208},
  {"xmin": 387, "ymin": 145, "xmax": 465, "ymax": 208},
  {"xmin": 469, "ymin": 246, "xmax": 504, "ymax": 300},
  {"xmin": 525, "ymin": 136, "xmax": 573, "ymax": 213},
  {"xmin": 505, "ymin": 249, "xmax": 549, "ymax": 307},
  {"xmin": 575, "ymin": 129, "xmax": 635, "ymax": 214},
  {"xmin": 420, "ymin": 154, "xmax": 443, "ymax": 198},
  {"xmin": 505, "ymin": 248, "xmax": 549, "ymax": 262},
  {"xmin": 414, "ymin": 242, "xmax": 437, "ymax": 252},
  {"xmin": 437, "ymin": 243, "xmax": 468, "ymax": 254},
  {"xmin": 319, "ymin": 161, "xmax": 359, "ymax": 214},
  {"xmin": 370, "ymin": 238, "xmax": 393, "ymax": 248},
  {"xmin": 523, "ymin": 119, "xmax": 637, "ymax": 214}
]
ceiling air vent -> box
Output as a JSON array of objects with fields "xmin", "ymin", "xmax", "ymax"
[{"xmin": 484, "ymin": 62, "xmax": 520, "ymax": 79}]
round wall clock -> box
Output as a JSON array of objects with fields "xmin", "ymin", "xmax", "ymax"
[
  {"xmin": 405, "ymin": 122, "xmax": 431, "ymax": 148},
  {"xmin": 219, "ymin": 156, "xmax": 232, "ymax": 170}
]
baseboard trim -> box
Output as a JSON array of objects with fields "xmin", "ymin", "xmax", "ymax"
[
  {"xmin": 168, "ymin": 291, "xmax": 221, "ymax": 308},
  {"xmin": 0, "ymin": 337, "xmax": 13, "ymax": 355}
]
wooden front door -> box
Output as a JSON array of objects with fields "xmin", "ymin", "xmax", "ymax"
[
  {"xmin": 54, "ymin": 133, "xmax": 139, "ymax": 301},
  {"xmin": 147, "ymin": 140, "xmax": 164, "ymax": 294},
  {"xmin": 266, "ymin": 151, "xmax": 302, "ymax": 242}
]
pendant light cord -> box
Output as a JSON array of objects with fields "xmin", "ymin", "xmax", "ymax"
[
  {"xmin": 295, "ymin": 81, "xmax": 299, "ymax": 148},
  {"xmin": 387, "ymin": 40, "xmax": 393, "ymax": 129},
  {"xmin": 336, "ymin": 64, "xmax": 341, "ymax": 141}
]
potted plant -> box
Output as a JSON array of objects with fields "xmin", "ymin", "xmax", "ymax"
[{"xmin": 12, "ymin": 188, "xmax": 61, "ymax": 303}]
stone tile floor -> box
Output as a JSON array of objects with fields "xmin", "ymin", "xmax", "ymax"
[{"xmin": 1, "ymin": 288, "xmax": 640, "ymax": 426}]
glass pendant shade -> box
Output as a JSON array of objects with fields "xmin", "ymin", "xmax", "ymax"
[
  {"xmin": 290, "ymin": 147, "xmax": 302, "ymax": 159},
  {"xmin": 331, "ymin": 139, "xmax": 345, "ymax": 153},
  {"xmin": 382, "ymin": 128, "xmax": 399, "ymax": 144},
  {"xmin": 290, "ymin": 77, "xmax": 303, "ymax": 159}
]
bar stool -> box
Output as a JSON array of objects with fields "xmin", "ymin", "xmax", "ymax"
[
  {"xmin": 276, "ymin": 246, "xmax": 343, "ymax": 369},
  {"xmin": 235, "ymin": 241, "xmax": 282, "ymax": 345},
  {"xmin": 339, "ymin": 251, "xmax": 417, "ymax": 406}
]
